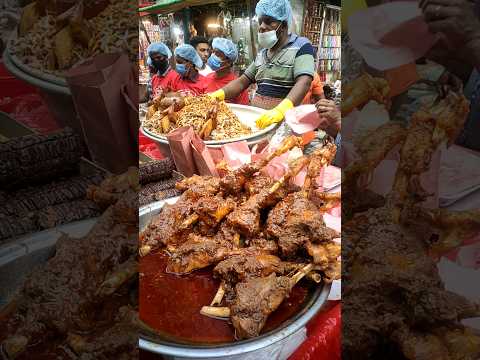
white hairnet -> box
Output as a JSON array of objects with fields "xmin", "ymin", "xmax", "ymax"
[
  {"xmin": 174, "ymin": 44, "xmax": 204, "ymax": 69},
  {"xmin": 212, "ymin": 38, "xmax": 238, "ymax": 62},
  {"xmin": 147, "ymin": 42, "xmax": 172, "ymax": 59},
  {"xmin": 255, "ymin": 0, "xmax": 293, "ymax": 27}
]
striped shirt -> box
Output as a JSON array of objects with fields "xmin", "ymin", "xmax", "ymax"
[{"xmin": 244, "ymin": 33, "xmax": 315, "ymax": 99}]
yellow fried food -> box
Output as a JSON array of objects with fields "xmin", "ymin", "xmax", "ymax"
[
  {"xmin": 54, "ymin": 26, "xmax": 74, "ymax": 69},
  {"xmin": 19, "ymin": 2, "xmax": 40, "ymax": 36}
]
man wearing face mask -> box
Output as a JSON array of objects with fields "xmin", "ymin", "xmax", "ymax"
[
  {"xmin": 208, "ymin": 0, "xmax": 314, "ymax": 129},
  {"xmin": 166, "ymin": 44, "xmax": 208, "ymax": 96},
  {"xmin": 204, "ymin": 38, "xmax": 249, "ymax": 105},
  {"xmin": 147, "ymin": 42, "xmax": 175, "ymax": 99}
]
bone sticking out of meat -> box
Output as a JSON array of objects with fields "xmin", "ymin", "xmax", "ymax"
[
  {"xmin": 229, "ymin": 263, "xmax": 314, "ymax": 338},
  {"xmin": 306, "ymin": 271, "xmax": 322, "ymax": 283},
  {"xmin": 269, "ymin": 156, "xmax": 311, "ymax": 194},
  {"xmin": 201, "ymin": 264, "xmax": 313, "ymax": 331},
  {"xmin": 180, "ymin": 213, "xmax": 199, "ymax": 229},
  {"xmin": 96, "ymin": 257, "xmax": 137, "ymax": 297},
  {"xmin": 200, "ymin": 306, "xmax": 231, "ymax": 320},
  {"xmin": 210, "ymin": 282, "xmax": 226, "ymax": 306}
]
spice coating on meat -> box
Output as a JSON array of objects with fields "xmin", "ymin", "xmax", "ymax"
[{"xmin": 231, "ymin": 273, "xmax": 293, "ymax": 339}]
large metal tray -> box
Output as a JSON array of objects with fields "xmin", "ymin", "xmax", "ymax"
[
  {"xmin": 139, "ymin": 198, "xmax": 331, "ymax": 359},
  {"xmin": 140, "ymin": 103, "xmax": 279, "ymax": 147}
]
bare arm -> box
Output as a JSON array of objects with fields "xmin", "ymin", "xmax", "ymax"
[
  {"xmin": 222, "ymin": 74, "xmax": 252, "ymax": 100},
  {"xmin": 285, "ymin": 75, "xmax": 313, "ymax": 106}
]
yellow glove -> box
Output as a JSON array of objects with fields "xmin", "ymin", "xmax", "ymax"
[
  {"xmin": 255, "ymin": 99, "xmax": 294, "ymax": 129},
  {"xmin": 208, "ymin": 89, "xmax": 225, "ymax": 101}
]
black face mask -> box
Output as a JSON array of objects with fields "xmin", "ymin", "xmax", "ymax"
[{"xmin": 152, "ymin": 59, "xmax": 169, "ymax": 74}]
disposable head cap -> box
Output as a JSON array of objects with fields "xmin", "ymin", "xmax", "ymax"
[
  {"xmin": 255, "ymin": 0, "xmax": 293, "ymax": 27},
  {"xmin": 174, "ymin": 44, "xmax": 204, "ymax": 69},
  {"xmin": 147, "ymin": 42, "xmax": 172, "ymax": 59},
  {"xmin": 212, "ymin": 37, "xmax": 238, "ymax": 62}
]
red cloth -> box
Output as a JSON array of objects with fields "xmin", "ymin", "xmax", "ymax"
[
  {"xmin": 151, "ymin": 70, "xmax": 178, "ymax": 97},
  {"xmin": 139, "ymin": 132, "xmax": 164, "ymax": 160},
  {"xmin": 289, "ymin": 302, "xmax": 341, "ymax": 360},
  {"xmin": 204, "ymin": 72, "xmax": 250, "ymax": 105},
  {"xmin": 153, "ymin": 70, "xmax": 207, "ymax": 97}
]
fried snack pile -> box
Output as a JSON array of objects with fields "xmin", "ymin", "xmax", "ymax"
[
  {"xmin": 143, "ymin": 95, "xmax": 252, "ymax": 141},
  {"xmin": 140, "ymin": 137, "xmax": 340, "ymax": 339},
  {"xmin": 13, "ymin": 0, "xmax": 137, "ymax": 75}
]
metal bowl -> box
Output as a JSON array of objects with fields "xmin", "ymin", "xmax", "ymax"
[{"xmin": 139, "ymin": 199, "xmax": 331, "ymax": 359}]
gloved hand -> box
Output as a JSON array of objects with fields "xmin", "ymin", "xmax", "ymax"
[
  {"xmin": 255, "ymin": 98, "xmax": 294, "ymax": 129},
  {"xmin": 208, "ymin": 89, "xmax": 226, "ymax": 101}
]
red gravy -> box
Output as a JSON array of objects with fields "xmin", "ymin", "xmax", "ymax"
[{"xmin": 140, "ymin": 251, "xmax": 309, "ymax": 344}]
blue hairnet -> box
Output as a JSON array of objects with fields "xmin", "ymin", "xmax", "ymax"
[
  {"xmin": 212, "ymin": 38, "xmax": 238, "ymax": 62},
  {"xmin": 174, "ymin": 44, "xmax": 204, "ymax": 69},
  {"xmin": 147, "ymin": 42, "xmax": 172, "ymax": 59},
  {"xmin": 255, "ymin": 0, "xmax": 293, "ymax": 27}
]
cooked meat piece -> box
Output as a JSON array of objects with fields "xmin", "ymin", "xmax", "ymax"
[
  {"xmin": 68, "ymin": 306, "xmax": 138, "ymax": 360},
  {"xmin": 166, "ymin": 234, "xmax": 237, "ymax": 274},
  {"xmin": 226, "ymin": 195, "xmax": 261, "ymax": 237},
  {"xmin": 175, "ymin": 175, "xmax": 221, "ymax": 199},
  {"xmin": 244, "ymin": 174, "xmax": 274, "ymax": 196},
  {"xmin": 194, "ymin": 195, "xmax": 236, "ymax": 227},
  {"xmin": 230, "ymin": 273, "xmax": 294, "ymax": 339},
  {"xmin": 139, "ymin": 198, "xmax": 194, "ymax": 254},
  {"xmin": 306, "ymin": 242, "xmax": 341, "ymax": 283},
  {"xmin": 214, "ymin": 253, "xmax": 303, "ymax": 285},
  {"xmin": 247, "ymin": 236, "xmax": 279, "ymax": 254},
  {"xmin": 267, "ymin": 192, "xmax": 338, "ymax": 258}
]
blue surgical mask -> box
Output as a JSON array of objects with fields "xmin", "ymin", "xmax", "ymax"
[
  {"xmin": 176, "ymin": 63, "xmax": 187, "ymax": 76},
  {"xmin": 207, "ymin": 54, "xmax": 223, "ymax": 71}
]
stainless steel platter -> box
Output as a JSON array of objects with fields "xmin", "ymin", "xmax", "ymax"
[{"xmin": 139, "ymin": 198, "xmax": 331, "ymax": 359}]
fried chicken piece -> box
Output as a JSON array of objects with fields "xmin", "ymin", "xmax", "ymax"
[{"xmin": 342, "ymin": 73, "xmax": 390, "ymax": 116}]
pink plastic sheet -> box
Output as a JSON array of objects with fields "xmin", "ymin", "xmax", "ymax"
[{"xmin": 348, "ymin": 1, "xmax": 437, "ymax": 70}]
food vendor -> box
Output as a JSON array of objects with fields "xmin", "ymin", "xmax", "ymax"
[
  {"xmin": 204, "ymin": 38, "xmax": 250, "ymax": 105},
  {"xmin": 190, "ymin": 36, "xmax": 214, "ymax": 76},
  {"xmin": 147, "ymin": 42, "xmax": 176, "ymax": 99},
  {"xmin": 166, "ymin": 44, "xmax": 207, "ymax": 96},
  {"xmin": 208, "ymin": 0, "xmax": 314, "ymax": 129}
]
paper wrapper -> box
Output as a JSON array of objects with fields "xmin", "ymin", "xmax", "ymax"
[
  {"xmin": 167, "ymin": 126, "xmax": 196, "ymax": 177},
  {"xmin": 349, "ymin": 1, "xmax": 437, "ymax": 71},
  {"xmin": 66, "ymin": 53, "xmax": 138, "ymax": 174},
  {"xmin": 221, "ymin": 141, "xmax": 252, "ymax": 170},
  {"xmin": 191, "ymin": 133, "xmax": 218, "ymax": 177},
  {"xmin": 285, "ymin": 105, "xmax": 322, "ymax": 134}
]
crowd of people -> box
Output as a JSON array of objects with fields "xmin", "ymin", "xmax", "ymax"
[{"xmin": 142, "ymin": 0, "xmax": 341, "ymax": 139}]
